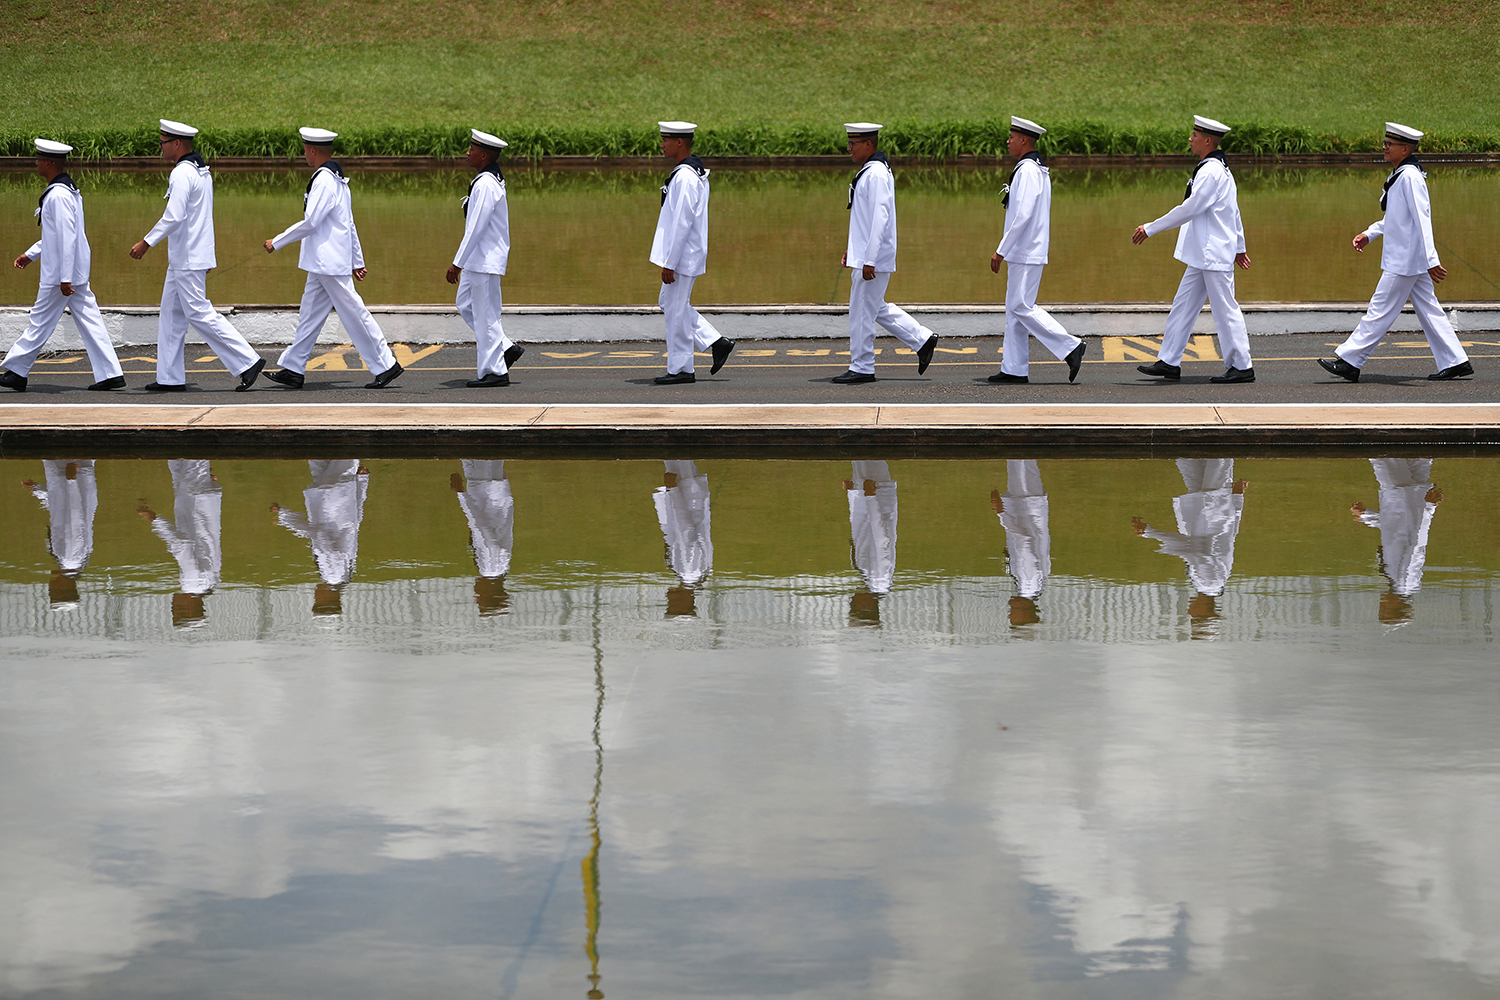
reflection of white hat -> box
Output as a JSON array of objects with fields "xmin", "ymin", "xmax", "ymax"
[
  {"xmin": 159, "ymin": 119, "xmax": 198, "ymax": 138},
  {"xmin": 1193, "ymin": 115, "xmax": 1231, "ymax": 136},
  {"xmin": 1386, "ymin": 121, "xmax": 1423, "ymax": 143},
  {"xmin": 470, "ymin": 128, "xmax": 508, "ymax": 150},
  {"xmin": 1010, "ymin": 116, "xmax": 1045, "ymax": 138},
  {"xmin": 298, "ymin": 127, "xmax": 338, "ymax": 145},
  {"xmin": 658, "ymin": 120, "xmax": 697, "ymax": 136},
  {"xmin": 844, "ymin": 122, "xmax": 883, "ymax": 137},
  {"xmin": 34, "ymin": 138, "xmax": 72, "ymax": 158}
]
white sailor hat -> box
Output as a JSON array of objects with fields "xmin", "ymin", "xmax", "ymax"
[
  {"xmin": 298, "ymin": 127, "xmax": 338, "ymax": 145},
  {"xmin": 33, "ymin": 138, "xmax": 72, "ymax": 158},
  {"xmin": 844, "ymin": 122, "xmax": 883, "ymax": 138},
  {"xmin": 1385, "ymin": 122, "xmax": 1423, "ymax": 143},
  {"xmin": 159, "ymin": 119, "xmax": 198, "ymax": 139},
  {"xmin": 658, "ymin": 121, "xmax": 697, "ymax": 137},
  {"xmin": 1010, "ymin": 116, "xmax": 1046, "ymax": 138},
  {"xmin": 1193, "ymin": 115, "xmax": 1231, "ymax": 136},
  {"xmin": 470, "ymin": 128, "xmax": 508, "ymax": 151}
]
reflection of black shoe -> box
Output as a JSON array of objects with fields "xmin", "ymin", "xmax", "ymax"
[
  {"xmin": 144, "ymin": 381, "xmax": 187, "ymax": 392},
  {"xmin": 87, "ymin": 375, "xmax": 126, "ymax": 391},
  {"xmin": 710, "ymin": 337, "xmax": 735, "ymax": 374},
  {"xmin": 1136, "ymin": 360, "xmax": 1180, "ymax": 380},
  {"xmin": 653, "ymin": 371, "xmax": 696, "ymax": 384},
  {"xmin": 1065, "ymin": 341, "xmax": 1086, "ymax": 383},
  {"xmin": 466, "ymin": 372, "xmax": 511, "ymax": 387},
  {"xmin": 365, "ymin": 362, "xmax": 404, "ymax": 389},
  {"xmin": 1318, "ymin": 357, "xmax": 1360, "ymax": 382},
  {"xmin": 1209, "ymin": 366, "xmax": 1256, "ymax": 383},
  {"xmin": 987, "ymin": 371, "xmax": 1029, "ymax": 383},
  {"xmin": 236, "ymin": 357, "xmax": 266, "ymax": 392},
  {"xmin": 0, "ymin": 370, "xmax": 26, "ymax": 392},
  {"xmin": 264, "ymin": 368, "xmax": 304, "ymax": 388},
  {"xmin": 1429, "ymin": 360, "xmax": 1475, "ymax": 380},
  {"xmin": 503, "ymin": 344, "xmax": 525, "ymax": 369},
  {"xmin": 916, "ymin": 335, "xmax": 937, "ymax": 374},
  {"xmin": 831, "ymin": 369, "xmax": 876, "ymax": 384}
]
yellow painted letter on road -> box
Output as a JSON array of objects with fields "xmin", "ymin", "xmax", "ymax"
[
  {"xmin": 392, "ymin": 344, "xmax": 443, "ymax": 366},
  {"xmin": 305, "ymin": 346, "xmax": 352, "ymax": 370},
  {"xmin": 1100, "ymin": 337, "xmax": 1162, "ymax": 362},
  {"xmin": 1182, "ymin": 335, "xmax": 1221, "ymax": 361}
]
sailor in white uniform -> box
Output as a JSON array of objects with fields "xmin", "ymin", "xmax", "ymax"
[
  {"xmin": 263, "ymin": 128, "xmax": 402, "ymax": 390},
  {"xmin": 1133, "ymin": 460, "xmax": 1247, "ymax": 622},
  {"xmin": 447, "ymin": 129, "xmax": 524, "ymax": 387},
  {"xmin": 129, "ymin": 120, "xmax": 265, "ymax": 393},
  {"xmin": 1351, "ymin": 459, "xmax": 1441, "ymax": 620},
  {"xmin": 992, "ymin": 460, "xmax": 1051, "ymax": 625},
  {"xmin": 655, "ymin": 460, "xmax": 713, "ymax": 583},
  {"xmin": 988, "ymin": 118, "xmax": 1085, "ymax": 385},
  {"xmin": 273, "ymin": 459, "xmax": 369, "ymax": 615},
  {"xmin": 24, "ymin": 459, "xmax": 99, "ymax": 577},
  {"xmin": 1132, "ymin": 116, "xmax": 1255, "ymax": 384},
  {"xmin": 1320, "ymin": 124, "xmax": 1473, "ymax": 382},
  {"xmin": 649, "ymin": 122, "xmax": 734, "ymax": 385},
  {"xmin": 452, "ymin": 460, "xmax": 515, "ymax": 614},
  {"xmin": 834, "ymin": 123, "xmax": 937, "ymax": 384},
  {"xmin": 845, "ymin": 461, "xmax": 898, "ymax": 621},
  {"xmin": 2, "ymin": 140, "xmax": 125, "ymax": 393},
  {"xmin": 138, "ymin": 459, "xmax": 222, "ymax": 626}
]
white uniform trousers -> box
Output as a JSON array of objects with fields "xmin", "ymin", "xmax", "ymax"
[
  {"xmin": 3, "ymin": 281, "xmax": 122, "ymax": 381},
  {"xmin": 1335, "ymin": 271, "xmax": 1468, "ymax": 371},
  {"xmin": 659, "ymin": 275, "xmax": 722, "ymax": 375},
  {"xmin": 848, "ymin": 272, "xmax": 931, "ymax": 375},
  {"xmin": 455, "ymin": 271, "xmax": 513, "ymax": 377},
  {"xmin": 277, "ymin": 272, "xmax": 397, "ymax": 376},
  {"xmin": 1159, "ymin": 267, "xmax": 1252, "ymax": 371},
  {"xmin": 157, "ymin": 269, "xmax": 260, "ymax": 385},
  {"xmin": 1002, "ymin": 263, "xmax": 1081, "ymax": 376}
]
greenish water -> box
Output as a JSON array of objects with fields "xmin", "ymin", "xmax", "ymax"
[{"xmin": 2, "ymin": 165, "xmax": 1498, "ymax": 307}]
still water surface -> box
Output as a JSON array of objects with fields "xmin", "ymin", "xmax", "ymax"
[
  {"xmin": 2, "ymin": 456, "xmax": 1498, "ymax": 999},
  {"xmin": 3, "ymin": 166, "xmax": 1499, "ymax": 306}
]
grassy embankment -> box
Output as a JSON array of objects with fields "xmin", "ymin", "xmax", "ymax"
[{"xmin": 3, "ymin": 0, "xmax": 1500, "ymax": 157}]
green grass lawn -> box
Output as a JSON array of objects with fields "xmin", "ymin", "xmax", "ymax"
[{"xmin": 5, "ymin": 0, "xmax": 1500, "ymax": 155}]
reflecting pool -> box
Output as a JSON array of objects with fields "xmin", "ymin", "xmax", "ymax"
[{"xmin": 2, "ymin": 456, "xmax": 1498, "ymax": 999}]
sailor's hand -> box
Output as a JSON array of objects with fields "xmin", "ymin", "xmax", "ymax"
[
  {"xmin": 1131, "ymin": 516, "xmax": 1148, "ymax": 535},
  {"xmin": 13, "ymin": 255, "xmax": 29, "ymax": 269},
  {"xmin": 1233, "ymin": 479, "xmax": 1248, "ymax": 494},
  {"xmin": 1429, "ymin": 264, "xmax": 1448, "ymax": 283},
  {"xmin": 840, "ymin": 252, "xmax": 847, "ymax": 268},
  {"xmin": 990, "ymin": 252, "xmax": 1003, "ymax": 273},
  {"xmin": 129, "ymin": 240, "xmax": 150, "ymax": 260},
  {"xmin": 60, "ymin": 282, "xmax": 73, "ymax": 296},
  {"xmin": 1131, "ymin": 225, "xmax": 1150, "ymax": 245},
  {"xmin": 862, "ymin": 264, "xmax": 875, "ymax": 281},
  {"xmin": 1235, "ymin": 253, "xmax": 1251, "ymax": 270},
  {"xmin": 1350, "ymin": 501, "xmax": 1367, "ymax": 516},
  {"xmin": 353, "ymin": 268, "xmax": 367, "ymax": 281},
  {"xmin": 661, "ymin": 266, "xmax": 676, "ymax": 285},
  {"xmin": 1352, "ymin": 233, "xmax": 1370, "ymax": 252},
  {"xmin": 264, "ymin": 239, "xmax": 276, "ymax": 253},
  {"xmin": 990, "ymin": 488, "xmax": 1003, "ymax": 514},
  {"xmin": 270, "ymin": 503, "xmax": 282, "ymax": 513},
  {"xmin": 1426, "ymin": 486, "xmax": 1444, "ymax": 504},
  {"xmin": 446, "ymin": 264, "xmax": 461, "ymax": 285},
  {"xmin": 450, "ymin": 472, "xmax": 465, "ymax": 492},
  {"xmin": 136, "ymin": 505, "xmax": 155, "ymax": 520}
]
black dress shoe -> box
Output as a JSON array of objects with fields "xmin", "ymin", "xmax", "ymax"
[
  {"xmin": 830, "ymin": 369, "xmax": 877, "ymax": 384},
  {"xmin": 365, "ymin": 361, "xmax": 404, "ymax": 389},
  {"xmin": 504, "ymin": 344, "xmax": 525, "ymax": 368},
  {"xmin": 987, "ymin": 371, "xmax": 1029, "ymax": 383},
  {"xmin": 264, "ymin": 368, "xmax": 305, "ymax": 388},
  {"xmin": 916, "ymin": 335, "xmax": 937, "ymax": 374},
  {"xmin": 653, "ymin": 371, "xmax": 696, "ymax": 384},
  {"xmin": 1065, "ymin": 341, "xmax": 1086, "ymax": 383},
  {"xmin": 0, "ymin": 369, "xmax": 26, "ymax": 393},
  {"xmin": 1209, "ymin": 366, "xmax": 1256, "ymax": 383},
  {"xmin": 1318, "ymin": 357, "xmax": 1360, "ymax": 382},
  {"xmin": 710, "ymin": 337, "xmax": 735, "ymax": 375},
  {"xmin": 144, "ymin": 381, "xmax": 187, "ymax": 392},
  {"xmin": 87, "ymin": 376, "xmax": 126, "ymax": 391},
  {"xmin": 236, "ymin": 357, "xmax": 266, "ymax": 391},
  {"xmin": 1136, "ymin": 360, "xmax": 1181, "ymax": 380},
  {"xmin": 1429, "ymin": 360, "xmax": 1475, "ymax": 380},
  {"xmin": 466, "ymin": 372, "xmax": 511, "ymax": 387}
]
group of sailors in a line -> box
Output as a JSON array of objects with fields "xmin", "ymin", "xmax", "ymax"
[
  {"xmin": 3, "ymin": 115, "xmax": 1478, "ymax": 394},
  {"xmin": 24, "ymin": 456, "xmax": 1442, "ymax": 629}
]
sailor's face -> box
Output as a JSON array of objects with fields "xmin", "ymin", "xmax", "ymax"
[
  {"xmin": 302, "ymin": 143, "xmax": 318, "ymax": 167},
  {"xmin": 1189, "ymin": 128, "xmax": 1217, "ymax": 159},
  {"xmin": 660, "ymin": 135, "xmax": 687, "ymax": 159},
  {"xmin": 847, "ymin": 137, "xmax": 874, "ymax": 164},
  {"xmin": 1007, "ymin": 130, "xmax": 1031, "ymax": 158},
  {"xmin": 1382, "ymin": 138, "xmax": 1414, "ymax": 165},
  {"xmin": 466, "ymin": 143, "xmax": 490, "ymax": 170}
]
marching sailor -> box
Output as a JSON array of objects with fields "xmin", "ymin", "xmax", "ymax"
[
  {"xmin": 834, "ymin": 123, "xmax": 937, "ymax": 384},
  {"xmin": 991, "ymin": 459, "xmax": 1051, "ymax": 626},
  {"xmin": 1132, "ymin": 459, "xmax": 1247, "ymax": 627},
  {"xmin": 23, "ymin": 460, "xmax": 99, "ymax": 584},
  {"xmin": 447, "ymin": 129, "xmax": 525, "ymax": 387},
  {"xmin": 2, "ymin": 140, "xmax": 125, "ymax": 393},
  {"xmin": 262, "ymin": 128, "xmax": 403, "ymax": 390},
  {"xmin": 1132, "ymin": 116, "xmax": 1255, "ymax": 384},
  {"xmin": 845, "ymin": 461, "xmax": 898, "ymax": 626},
  {"xmin": 452, "ymin": 460, "xmax": 515, "ymax": 614},
  {"xmin": 988, "ymin": 118, "xmax": 1085, "ymax": 385},
  {"xmin": 649, "ymin": 121, "xmax": 734, "ymax": 385},
  {"xmin": 1351, "ymin": 459, "xmax": 1442, "ymax": 622},
  {"xmin": 272, "ymin": 459, "xmax": 369, "ymax": 616},
  {"xmin": 130, "ymin": 120, "xmax": 265, "ymax": 393},
  {"xmin": 655, "ymin": 460, "xmax": 713, "ymax": 615},
  {"xmin": 138, "ymin": 459, "xmax": 223, "ymax": 627},
  {"xmin": 1319, "ymin": 124, "xmax": 1473, "ymax": 382}
]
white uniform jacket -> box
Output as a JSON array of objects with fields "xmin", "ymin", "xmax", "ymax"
[
  {"xmin": 1362, "ymin": 159, "xmax": 1441, "ymax": 277},
  {"xmin": 25, "ymin": 175, "xmax": 91, "ymax": 287},
  {"xmin": 846, "ymin": 155, "xmax": 898, "ymax": 272},
  {"xmin": 453, "ymin": 166, "xmax": 510, "ymax": 275},
  {"xmin": 1143, "ymin": 489, "xmax": 1244, "ymax": 597},
  {"xmin": 271, "ymin": 162, "xmax": 365, "ymax": 275},
  {"xmin": 650, "ymin": 158, "xmax": 710, "ymax": 277},
  {"xmin": 1142, "ymin": 153, "xmax": 1245, "ymax": 272},
  {"xmin": 276, "ymin": 460, "xmax": 368, "ymax": 586},
  {"xmin": 143, "ymin": 153, "xmax": 218, "ymax": 270},
  {"xmin": 1358, "ymin": 458, "xmax": 1437, "ymax": 597},
  {"xmin": 996, "ymin": 153, "xmax": 1050, "ymax": 265},
  {"xmin": 150, "ymin": 459, "xmax": 222, "ymax": 595}
]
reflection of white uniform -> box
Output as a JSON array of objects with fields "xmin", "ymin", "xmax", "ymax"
[
  {"xmin": 847, "ymin": 460, "xmax": 897, "ymax": 594},
  {"xmin": 276, "ymin": 460, "xmax": 368, "ymax": 586},
  {"xmin": 1140, "ymin": 459, "xmax": 1243, "ymax": 596},
  {"xmin": 149, "ymin": 460, "xmax": 222, "ymax": 595},
  {"xmin": 996, "ymin": 460, "xmax": 1050, "ymax": 599},
  {"xmin": 456, "ymin": 459, "xmax": 514, "ymax": 579},
  {"xmin": 30, "ymin": 460, "xmax": 98, "ymax": 573},
  {"xmin": 653, "ymin": 460, "xmax": 713, "ymax": 586},
  {"xmin": 1356, "ymin": 458, "xmax": 1437, "ymax": 597}
]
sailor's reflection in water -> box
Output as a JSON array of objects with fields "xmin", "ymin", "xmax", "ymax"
[
  {"xmin": 138, "ymin": 460, "xmax": 222, "ymax": 628},
  {"xmin": 845, "ymin": 461, "xmax": 897, "ymax": 626},
  {"xmin": 992, "ymin": 459, "xmax": 1050, "ymax": 629},
  {"xmin": 22, "ymin": 459, "xmax": 98, "ymax": 609},
  {"xmin": 1132, "ymin": 459, "xmax": 1247, "ymax": 638},
  {"xmin": 1351, "ymin": 458, "xmax": 1442, "ymax": 626},
  {"xmin": 272, "ymin": 460, "xmax": 368, "ymax": 616},
  {"xmin": 452, "ymin": 460, "xmax": 514, "ymax": 615},
  {"xmin": 654, "ymin": 460, "xmax": 712, "ymax": 617}
]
